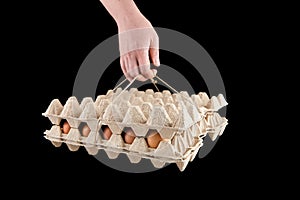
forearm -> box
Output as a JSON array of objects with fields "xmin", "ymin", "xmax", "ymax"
[{"xmin": 99, "ymin": 0, "xmax": 151, "ymax": 32}]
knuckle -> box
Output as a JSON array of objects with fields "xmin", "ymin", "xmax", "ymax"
[{"xmin": 123, "ymin": 52, "xmax": 135, "ymax": 59}]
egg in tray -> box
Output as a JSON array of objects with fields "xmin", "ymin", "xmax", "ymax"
[{"xmin": 42, "ymin": 84, "xmax": 228, "ymax": 171}]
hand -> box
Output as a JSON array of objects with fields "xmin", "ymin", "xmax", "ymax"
[
  {"xmin": 99, "ymin": 0, "xmax": 160, "ymax": 81},
  {"xmin": 118, "ymin": 25, "xmax": 160, "ymax": 81}
]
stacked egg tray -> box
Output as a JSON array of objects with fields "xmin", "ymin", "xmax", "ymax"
[{"xmin": 42, "ymin": 87, "xmax": 228, "ymax": 171}]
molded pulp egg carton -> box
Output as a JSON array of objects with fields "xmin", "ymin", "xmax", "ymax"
[{"xmin": 42, "ymin": 85, "xmax": 228, "ymax": 171}]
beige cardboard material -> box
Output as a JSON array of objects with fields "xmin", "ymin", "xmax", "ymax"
[
  {"xmin": 127, "ymin": 153, "xmax": 142, "ymax": 163},
  {"xmin": 85, "ymin": 146, "xmax": 99, "ymax": 155},
  {"xmin": 42, "ymin": 77, "xmax": 228, "ymax": 171},
  {"xmin": 105, "ymin": 150, "xmax": 120, "ymax": 159},
  {"xmin": 151, "ymin": 159, "xmax": 166, "ymax": 168}
]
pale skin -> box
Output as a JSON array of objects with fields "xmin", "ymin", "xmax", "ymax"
[{"xmin": 99, "ymin": 0, "xmax": 160, "ymax": 81}]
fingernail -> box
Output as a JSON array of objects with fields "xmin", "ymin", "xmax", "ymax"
[
  {"xmin": 153, "ymin": 69, "xmax": 157, "ymax": 76},
  {"xmin": 155, "ymin": 58, "xmax": 160, "ymax": 66}
]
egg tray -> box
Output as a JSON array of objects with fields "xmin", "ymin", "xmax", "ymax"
[
  {"xmin": 44, "ymin": 124, "xmax": 204, "ymax": 170},
  {"xmin": 42, "ymin": 81, "xmax": 228, "ymax": 171}
]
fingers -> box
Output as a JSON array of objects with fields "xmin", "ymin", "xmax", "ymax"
[
  {"xmin": 149, "ymin": 48, "xmax": 160, "ymax": 67},
  {"xmin": 120, "ymin": 58, "xmax": 131, "ymax": 81},
  {"xmin": 121, "ymin": 49, "xmax": 158, "ymax": 82},
  {"xmin": 136, "ymin": 75, "xmax": 148, "ymax": 82},
  {"xmin": 139, "ymin": 65, "xmax": 155, "ymax": 81},
  {"xmin": 136, "ymin": 49, "xmax": 155, "ymax": 81},
  {"xmin": 121, "ymin": 52, "xmax": 139, "ymax": 81},
  {"xmin": 149, "ymin": 28, "xmax": 160, "ymax": 66},
  {"xmin": 118, "ymin": 27, "xmax": 160, "ymax": 81}
]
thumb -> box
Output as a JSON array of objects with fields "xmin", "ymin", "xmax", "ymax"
[{"xmin": 149, "ymin": 48, "xmax": 160, "ymax": 67}]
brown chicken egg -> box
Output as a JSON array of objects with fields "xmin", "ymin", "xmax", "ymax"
[
  {"xmin": 147, "ymin": 130, "xmax": 162, "ymax": 148},
  {"xmin": 62, "ymin": 121, "xmax": 71, "ymax": 134},
  {"xmin": 81, "ymin": 125, "xmax": 91, "ymax": 137},
  {"xmin": 123, "ymin": 129, "xmax": 136, "ymax": 144},
  {"xmin": 103, "ymin": 127, "xmax": 112, "ymax": 140}
]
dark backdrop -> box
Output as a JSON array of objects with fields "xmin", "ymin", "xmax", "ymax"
[{"xmin": 8, "ymin": 0, "xmax": 281, "ymax": 197}]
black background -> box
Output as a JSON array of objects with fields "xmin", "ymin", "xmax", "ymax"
[{"xmin": 7, "ymin": 0, "xmax": 291, "ymax": 197}]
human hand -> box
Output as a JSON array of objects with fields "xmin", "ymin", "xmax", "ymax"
[
  {"xmin": 99, "ymin": 0, "xmax": 160, "ymax": 81},
  {"xmin": 118, "ymin": 26, "xmax": 160, "ymax": 81}
]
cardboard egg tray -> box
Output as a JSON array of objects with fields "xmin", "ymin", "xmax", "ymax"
[{"xmin": 42, "ymin": 86, "xmax": 228, "ymax": 171}]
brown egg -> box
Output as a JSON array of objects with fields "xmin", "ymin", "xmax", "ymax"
[
  {"xmin": 147, "ymin": 131, "xmax": 162, "ymax": 148},
  {"xmin": 103, "ymin": 127, "xmax": 112, "ymax": 140},
  {"xmin": 62, "ymin": 121, "xmax": 71, "ymax": 134},
  {"xmin": 81, "ymin": 125, "xmax": 91, "ymax": 137},
  {"xmin": 124, "ymin": 129, "xmax": 136, "ymax": 144}
]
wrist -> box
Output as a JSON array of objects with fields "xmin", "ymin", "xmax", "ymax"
[{"xmin": 116, "ymin": 12, "xmax": 152, "ymax": 32}]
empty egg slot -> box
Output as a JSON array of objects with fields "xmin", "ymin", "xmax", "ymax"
[{"xmin": 78, "ymin": 122, "xmax": 91, "ymax": 137}]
